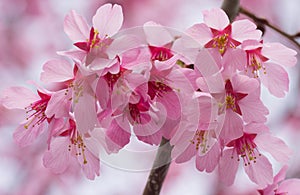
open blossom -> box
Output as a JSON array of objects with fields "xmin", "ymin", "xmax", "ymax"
[
  {"xmin": 43, "ymin": 118, "xmax": 100, "ymax": 180},
  {"xmin": 195, "ymin": 50, "xmax": 269, "ymax": 143},
  {"xmin": 242, "ymin": 40, "xmax": 297, "ymax": 97},
  {"xmin": 2, "ymin": 86, "xmax": 54, "ymax": 147},
  {"xmin": 171, "ymin": 92, "xmax": 221, "ymax": 173},
  {"xmin": 219, "ymin": 123, "xmax": 292, "ymax": 188},
  {"xmin": 258, "ymin": 165, "xmax": 300, "ymax": 195},
  {"xmin": 186, "ymin": 8, "xmax": 262, "ymax": 55}
]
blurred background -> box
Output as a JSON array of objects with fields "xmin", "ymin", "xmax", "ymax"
[{"xmin": 0, "ymin": 0, "xmax": 299, "ymax": 194}]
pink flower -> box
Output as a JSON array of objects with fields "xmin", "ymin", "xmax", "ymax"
[
  {"xmin": 171, "ymin": 92, "xmax": 220, "ymax": 173},
  {"xmin": 41, "ymin": 58, "xmax": 99, "ymax": 135},
  {"xmin": 259, "ymin": 165, "xmax": 300, "ymax": 195},
  {"xmin": 242, "ymin": 40, "xmax": 297, "ymax": 97},
  {"xmin": 195, "ymin": 50, "xmax": 269, "ymax": 143},
  {"xmin": 2, "ymin": 86, "xmax": 53, "ymax": 147},
  {"xmin": 219, "ymin": 123, "xmax": 292, "ymax": 188},
  {"xmin": 186, "ymin": 8, "xmax": 262, "ymax": 54},
  {"xmin": 43, "ymin": 118, "xmax": 100, "ymax": 180}
]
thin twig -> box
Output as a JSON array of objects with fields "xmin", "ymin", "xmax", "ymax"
[
  {"xmin": 142, "ymin": 138, "xmax": 173, "ymax": 195},
  {"xmin": 239, "ymin": 7, "xmax": 300, "ymax": 49}
]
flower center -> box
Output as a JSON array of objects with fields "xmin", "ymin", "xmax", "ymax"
[
  {"xmin": 148, "ymin": 81, "xmax": 172, "ymax": 100},
  {"xmin": 230, "ymin": 133, "xmax": 261, "ymax": 166},
  {"xmin": 128, "ymin": 99, "xmax": 150, "ymax": 124},
  {"xmin": 246, "ymin": 50, "xmax": 268, "ymax": 78},
  {"xmin": 190, "ymin": 130, "xmax": 210, "ymax": 154},
  {"xmin": 149, "ymin": 45, "xmax": 173, "ymax": 61},
  {"xmin": 224, "ymin": 80, "xmax": 247, "ymax": 115},
  {"xmin": 24, "ymin": 91, "xmax": 50, "ymax": 129}
]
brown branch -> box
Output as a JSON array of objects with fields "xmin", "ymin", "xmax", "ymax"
[
  {"xmin": 221, "ymin": 0, "xmax": 240, "ymax": 22},
  {"xmin": 239, "ymin": 7, "xmax": 300, "ymax": 49},
  {"xmin": 143, "ymin": 138, "xmax": 173, "ymax": 195}
]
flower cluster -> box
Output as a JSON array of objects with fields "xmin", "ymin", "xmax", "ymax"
[{"xmin": 1, "ymin": 4, "xmax": 297, "ymax": 188}]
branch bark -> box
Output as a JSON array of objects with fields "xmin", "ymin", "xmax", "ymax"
[
  {"xmin": 221, "ymin": 0, "xmax": 240, "ymax": 22},
  {"xmin": 142, "ymin": 138, "xmax": 173, "ymax": 195}
]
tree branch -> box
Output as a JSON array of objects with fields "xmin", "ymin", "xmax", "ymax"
[
  {"xmin": 142, "ymin": 138, "xmax": 173, "ymax": 195},
  {"xmin": 239, "ymin": 7, "xmax": 300, "ymax": 49},
  {"xmin": 221, "ymin": 0, "xmax": 240, "ymax": 22}
]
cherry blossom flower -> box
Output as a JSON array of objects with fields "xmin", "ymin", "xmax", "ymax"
[
  {"xmin": 2, "ymin": 86, "xmax": 54, "ymax": 147},
  {"xmin": 43, "ymin": 118, "xmax": 100, "ymax": 180},
  {"xmin": 242, "ymin": 40, "xmax": 297, "ymax": 97},
  {"xmin": 186, "ymin": 8, "xmax": 262, "ymax": 55},
  {"xmin": 219, "ymin": 123, "xmax": 292, "ymax": 188}
]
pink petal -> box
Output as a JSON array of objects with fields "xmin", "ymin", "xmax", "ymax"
[
  {"xmin": 106, "ymin": 119, "xmax": 131, "ymax": 152},
  {"xmin": 262, "ymin": 42, "xmax": 297, "ymax": 67},
  {"xmin": 92, "ymin": 4, "xmax": 123, "ymax": 39},
  {"xmin": 231, "ymin": 19, "xmax": 262, "ymax": 42},
  {"xmin": 260, "ymin": 62, "xmax": 289, "ymax": 98},
  {"xmin": 196, "ymin": 142, "xmax": 220, "ymax": 173},
  {"xmin": 244, "ymin": 122, "xmax": 269, "ymax": 134},
  {"xmin": 171, "ymin": 130, "xmax": 194, "ymax": 160},
  {"xmin": 95, "ymin": 78, "xmax": 109, "ymax": 109},
  {"xmin": 220, "ymin": 110, "xmax": 243, "ymax": 144},
  {"xmin": 157, "ymin": 90, "xmax": 181, "ymax": 120},
  {"xmin": 218, "ymin": 149, "xmax": 239, "ymax": 186},
  {"xmin": 13, "ymin": 122, "xmax": 46, "ymax": 147},
  {"xmin": 79, "ymin": 149, "xmax": 100, "ymax": 180},
  {"xmin": 203, "ymin": 8, "xmax": 229, "ymax": 30},
  {"xmin": 64, "ymin": 10, "xmax": 90, "ymax": 42},
  {"xmin": 74, "ymin": 82, "xmax": 98, "ymax": 134},
  {"xmin": 255, "ymin": 133, "xmax": 292, "ymax": 164},
  {"xmin": 57, "ymin": 49, "xmax": 86, "ymax": 64},
  {"xmin": 186, "ymin": 23, "xmax": 212, "ymax": 45},
  {"xmin": 273, "ymin": 165, "xmax": 288, "ymax": 184},
  {"xmin": 144, "ymin": 21, "xmax": 173, "ymax": 46},
  {"xmin": 43, "ymin": 137, "xmax": 71, "ymax": 174},
  {"xmin": 2, "ymin": 87, "xmax": 38, "ymax": 109},
  {"xmin": 195, "ymin": 49, "xmax": 221, "ymax": 76},
  {"xmin": 45, "ymin": 90, "xmax": 71, "ymax": 118},
  {"xmin": 106, "ymin": 35, "xmax": 142, "ymax": 59},
  {"xmin": 231, "ymin": 74, "xmax": 259, "ymax": 94},
  {"xmin": 239, "ymin": 91, "xmax": 269, "ymax": 123},
  {"xmin": 277, "ymin": 179, "xmax": 300, "ymax": 194},
  {"xmin": 175, "ymin": 143, "xmax": 196, "ymax": 163},
  {"xmin": 244, "ymin": 154, "xmax": 273, "ymax": 188},
  {"xmin": 222, "ymin": 48, "xmax": 246, "ymax": 72},
  {"xmin": 40, "ymin": 59, "xmax": 74, "ymax": 83}
]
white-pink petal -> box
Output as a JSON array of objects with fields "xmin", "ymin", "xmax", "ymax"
[
  {"xmin": 64, "ymin": 10, "xmax": 90, "ymax": 42},
  {"xmin": 203, "ymin": 8, "xmax": 229, "ymax": 30},
  {"xmin": 262, "ymin": 42, "xmax": 297, "ymax": 67},
  {"xmin": 260, "ymin": 62, "xmax": 289, "ymax": 98},
  {"xmin": 186, "ymin": 23, "xmax": 212, "ymax": 45},
  {"xmin": 74, "ymin": 82, "xmax": 98, "ymax": 134},
  {"xmin": 244, "ymin": 154, "xmax": 273, "ymax": 188},
  {"xmin": 2, "ymin": 87, "xmax": 38, "ymax": 109},
  {"xmin": 43, "ymin": 137, "xmax": 71, "ymax": 174},
  {"xmin": 45, "ymin": 90, "xmax": 71, "ymax": 118},
  {"xmin": 218, "ymin": 149, "xmax": 239, "ymax": 186},
  {"xmin": 40, "ymin": 59, "xmax": 74, "ymax": 83},
  {"xmin": 255, "ymin": 133, "xmax": 292, "ymax": 164},
  {"xmin": 144, "ymin": 21, "xmax": 174, "ymax": 46},
  {"xmin": 92, "ymin": 3, "xmax": 123, "ymax": 39},
  {"xmin": 231, "ymin": 19, "xmax": 262, "ymax": 42}
]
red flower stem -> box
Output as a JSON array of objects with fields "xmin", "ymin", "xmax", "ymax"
[
  {"xmin": 142, "ymin": 138, "xmax": 173, "ymax": 195},
  {"xmin": 239, "ymin": 7, "xmax": 300, "ymax": 49}
]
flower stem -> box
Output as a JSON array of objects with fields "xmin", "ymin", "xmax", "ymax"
[{"xmin": 142, "ymin": 137, "xmax": 173, "ymax": 195}]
